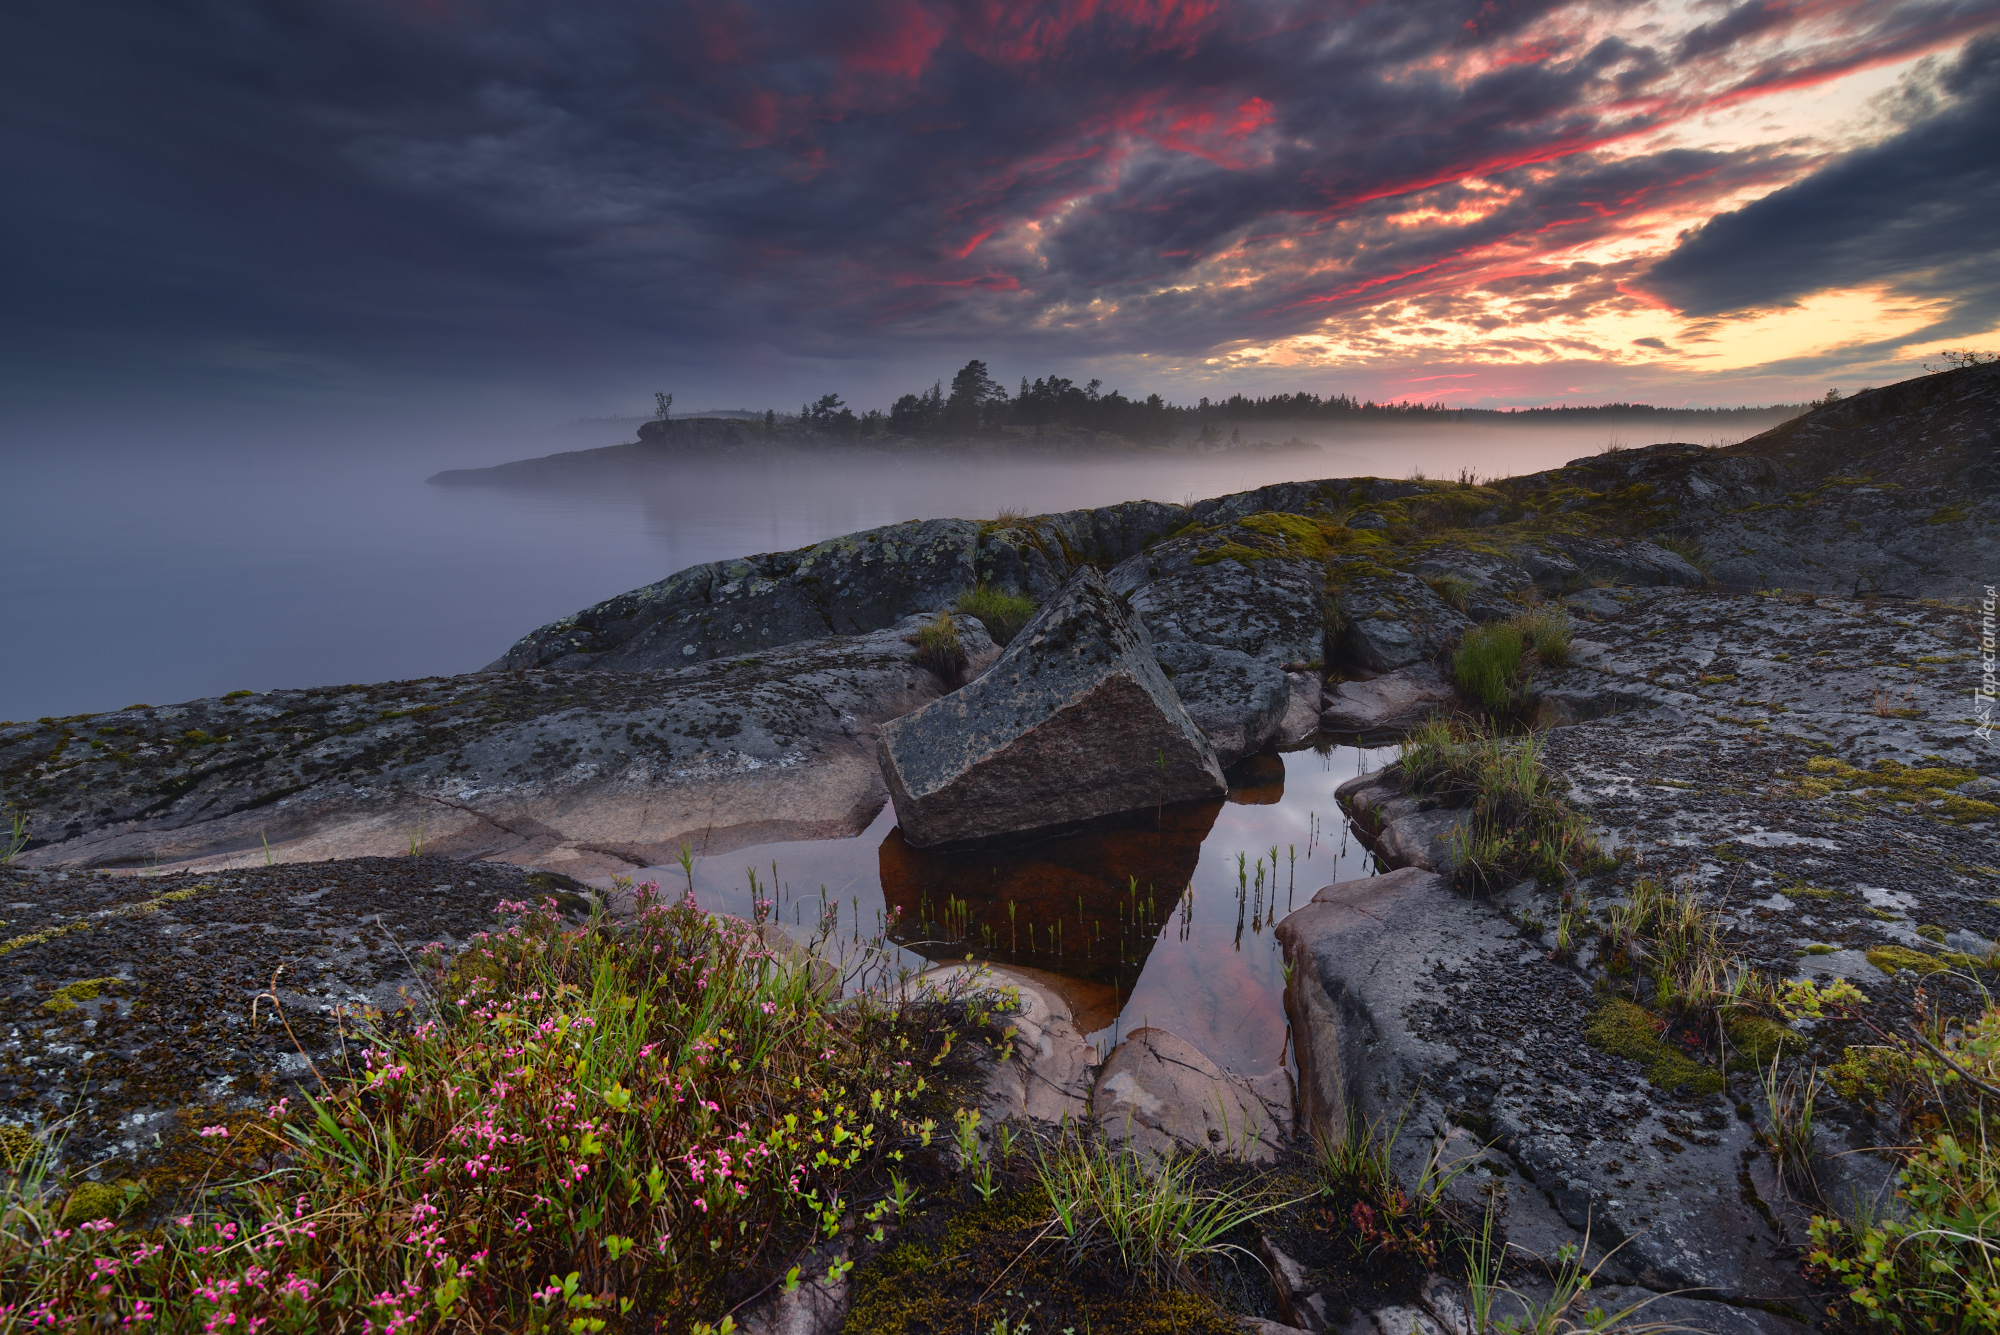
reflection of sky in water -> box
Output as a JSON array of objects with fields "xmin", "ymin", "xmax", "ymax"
[{"xmin": 639, "ymin": 742, "xmax": 1396, "ymax": 1077}]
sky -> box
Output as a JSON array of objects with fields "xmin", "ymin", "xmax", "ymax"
[{"xmin": 4, "ymin": 0, "xmax": 1998, "ymax": 419}]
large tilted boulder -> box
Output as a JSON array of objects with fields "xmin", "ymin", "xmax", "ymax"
[{"xmin": 878, "ymin": 568, "xmax": 1226, "ymax": 846}]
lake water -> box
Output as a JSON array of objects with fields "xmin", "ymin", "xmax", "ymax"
[
  {"xmin": 1, "ymin": 414, "xmax": 1671, "ymax": 721},
  {"xmin": 645, "ymin": 742, "xmax": 1398, "ymax": 1077}
]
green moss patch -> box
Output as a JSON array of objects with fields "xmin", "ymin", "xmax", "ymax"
[
  {"xmin": 1794, "ymin": 757, "xmax": 1989, "ymax": 821},
  {"xmin": 0, "ymin": 1124, "xmax": 39, "ymax": 1166},
  {"xmin": 1867, "ymin": 945, "xmax": 1949, "ymax": 975},
  {"xmin": 1585, "ymin": 998, "xmax": 1726, "ymax": 1095},
  {"xmin": 41, "ymin": 976, "xmax": 127, "ymax": 1013},
  {"xmin": 1725, "ymin": 1011, "xmax": 1803, "ymax": 1068},
  {"xmin": 59, "ymin": 1179, "xmax": 141, "ymax": 1225},
  {"xmin": 1780, "ymin": 881, "xmax": 1843, "ymax": 901}
]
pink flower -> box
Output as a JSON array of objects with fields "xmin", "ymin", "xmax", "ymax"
[{"xmin": 198, "ymin": 1125, "xmax": 230, "ymax": 1138}]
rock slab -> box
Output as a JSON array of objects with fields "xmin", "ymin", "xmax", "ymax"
[
  {"xmin": 918, "ymin": 962, "xmax": 1095, "ymax": 1127},
  {"xmin": 1320, "ymin": 663, "xmax": 1456, "ymax": 733},
  {"xmin": 1092, "ymin": 1027, "xmax": 1292, "ymax": 1163},
  {"xmin": 878, "ymin": 568, "xmax": 1226, "ymax": 846},
  {"xmin": 1154, "ymin": 641, "xmax": 1291, "ymax": 767}
]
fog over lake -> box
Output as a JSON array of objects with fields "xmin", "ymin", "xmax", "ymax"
[{"xmin": 1, "ymin": 413, "xmax": 1740, "ymax": 721}]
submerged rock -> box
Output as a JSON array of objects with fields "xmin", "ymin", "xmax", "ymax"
[
  {"xmin": 878, "ymin": 568, "xmax": 1225, "ymax": 846},
  {"xmin": 917, "ymin": 962, "xmax": 1095, "ymax": 1128}
]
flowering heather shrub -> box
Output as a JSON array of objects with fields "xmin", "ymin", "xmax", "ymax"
[{"xmin": 0, "ymin": 887, "xmax": 965, "ymax": 1333}]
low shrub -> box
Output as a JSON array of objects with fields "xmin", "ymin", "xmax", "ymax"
[
  {"xmin": 953, "ymin": 583, "xmax": 1037, "ymax": 647},
  {"xmin": 909, "ymin": 610, "xmax": 968, "ymax": 678},
  {"xmin": 0, "ymin": 890, "xmax": 975, "ymax": 1333},
  {"xmin": 1810, "ymin": 1003, "xmax": 2000, "ymax": 1331}
]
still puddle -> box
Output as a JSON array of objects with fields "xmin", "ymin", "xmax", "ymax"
[{"xmin": 638, "ymin": 741, "xmax": 1396, "ymax": 1077}]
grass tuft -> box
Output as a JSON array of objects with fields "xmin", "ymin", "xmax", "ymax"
[
  {"xmin": 1451, "ymin": 608, "xmax": 1572, "ymax": 713},
  {"xmin": 1398, "ymin": 717, "xmax": 1593, "ymax": 890},
  {"xmin": 1033, "ymin": 1132, "xmax": 1291, "ymax": 1290},
  {"xmin": 953, "ymin": 583, "xmax": 1039, "ymax": 647},
  {"xmin": 910, "ymin": 610, "xmax": 969, "ymax": 678}
]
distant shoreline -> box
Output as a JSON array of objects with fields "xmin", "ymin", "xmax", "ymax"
[{"xmin": 435, "ymin": 405, "xmax": 1807, "ymax": 487}]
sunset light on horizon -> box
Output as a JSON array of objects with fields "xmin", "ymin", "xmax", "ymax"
[{"xmin": 3, "ymin": 0, "xmax": 1997, "ymax": 413}]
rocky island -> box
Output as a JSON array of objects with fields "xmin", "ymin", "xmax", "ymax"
[{"xmin": 2, "ymin": 361, "xmax": 1995, "ymax": 1333}]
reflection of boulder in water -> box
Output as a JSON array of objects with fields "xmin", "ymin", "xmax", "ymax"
[
  {"xmin": 880, "ymin": 799, "xmax": 1220, "ymax": 995},
  {"xmin": 1224, "ymin": 752, "xmax": 1286, "ymax": 805}
]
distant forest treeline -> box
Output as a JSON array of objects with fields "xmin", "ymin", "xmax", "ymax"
[{"xmin": 653, "ymin": 359, "xmax": 1809, "ymax": 440}]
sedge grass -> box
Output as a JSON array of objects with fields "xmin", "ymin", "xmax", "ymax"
[{"xmin": 1032, "ymin": 1130, "xmax": 1292, "ymax": 1290}]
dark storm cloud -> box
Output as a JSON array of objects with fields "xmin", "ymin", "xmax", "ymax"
[
  {"xmin": 1645, "ymin": 33, "xmax": 2000, "ymax": 326},
  {"xmin": 2, "ymin": 0, "xmax": 1995, "ymax": 403}
]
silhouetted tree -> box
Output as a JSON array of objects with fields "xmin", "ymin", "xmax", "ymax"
[
  {"xmin": 943, "ymin": 360, "xmax": 1008, "ymax": 432},
  {"xmin": 889, "ymin": 382, "xmax": 944, "ymax": 434},
  {"xmin": 805, "ymin": 392, "xmax": 859, "ymax": 436},
  {"xmin": 653, "ymin": 391, "xmax": 673, "ymax": 421}
]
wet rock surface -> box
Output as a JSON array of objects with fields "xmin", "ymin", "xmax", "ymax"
[
  {"xmin": 917, "ymin": 962, "xmax": 1095, "ymax": 1128},
  {"xmin": 0, "ymin": 857, "xmax": 573, "ymax": 1184},
  {"xmin": 1285, "ymin": 584, "xmax": 1997, "ymax": 1328},
  {"xmin": 1278, "ymin": 867, "xmax": 1816, "ymax": 1315},
  {"xmin": 878, "ymin": 569, "xmax": 1225, "ymax": 846}
]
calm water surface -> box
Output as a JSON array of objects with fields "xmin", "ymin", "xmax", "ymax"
[{"xmin": 642, "ymin": 742, "xmax": 1397, "ymax": 1077}]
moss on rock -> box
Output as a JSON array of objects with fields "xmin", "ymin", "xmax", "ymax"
[{"xmin": 1585, "ymin": 998, "xmax": 1726, "ymax": 1095}]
